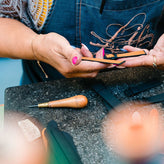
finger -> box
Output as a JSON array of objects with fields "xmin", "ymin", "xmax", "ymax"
[
  {"xmin": 55, "ymin": 53, "xmax": 111, "ymax": 75},
  {"xmin": 61, "ymin": 45, "xmax": 82, "ymax": 65},
  {"xmin": 95, "ymin": 48, "xmax": 104, "ymax": 59},
  {"xmin": 80, "ymin": 43, "xmax": 93, "ymax": 57},
  {"xmin": 123, "ymin": 45, "xmax": 149, "ymax": 54},
  {"xmin": 120, "ymin": 55, "xmax": 154, "ymax": 67},
  {"xmin": 116, "ymin": 65, "xmax": 126, "ymax": 69},
  {"xmin": 107, "ymin": 64, "xmax": 116, "ymax": 68},
  {"xmin": 154, "ymin": 34, "xmax": 164, "ymax": 50},
  {"xmin": 123, "ymin": 45, "xmax": 141, "ymax": 52},
  {"xmin": 75, "ymin": 47, "xmax": 81, "ymax": 52},
  {"xmin": 75, "ymin": 60, "xmax": 111, "ymax": 72}
]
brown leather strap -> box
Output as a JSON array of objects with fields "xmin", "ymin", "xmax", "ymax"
[
  {"xmin": 106, "ymin": 50, "xmax": 146, "ymax": 59},
  {"xmin": 82, "ymin": 57, "xmax": 125, "ymax": 65}
]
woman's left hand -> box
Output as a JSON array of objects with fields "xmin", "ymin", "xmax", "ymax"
[{"xmin": 120, "ymin": 34, "xmax": 164, "ymax": 70}]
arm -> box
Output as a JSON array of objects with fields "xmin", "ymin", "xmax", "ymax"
[
  {"xmin": 0, "ymin": 18, "xmax": 111, "ymax": 78},
  {"xmin": 0, "ymin": 18, "xmax": 36, "ymax": 59}
]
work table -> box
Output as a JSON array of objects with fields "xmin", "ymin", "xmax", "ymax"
[{"xmin": 4, "ymin": 67, "xmax": 164, "ymax": 164}]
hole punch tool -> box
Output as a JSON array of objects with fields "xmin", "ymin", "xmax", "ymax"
[{"xmin": 28, "ymin": 95, "xmax": 88, "ymax": 109}]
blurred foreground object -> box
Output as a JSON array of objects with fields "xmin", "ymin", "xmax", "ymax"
[
  {"xmin": 0, "ymin": 111, "xmax": 82, "ymax": 164},
  {"xmin": 46, "ymin": 120, "xmax": 82, "ymax": 164},
  {"xmin": 0, "ymin": 105, "xmax": 4, "ymax": 131},
  {"xmin": 102, "ymin": 102, "xmax": 164, "ymax": 163},
  {"xmin": 0, "ymin": 112, "xmax": 48, "ymax": 164}
]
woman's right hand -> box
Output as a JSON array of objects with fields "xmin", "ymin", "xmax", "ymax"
[{"xmin": 32, "ymin": 32, "xmax": 111, "ymax": 78}]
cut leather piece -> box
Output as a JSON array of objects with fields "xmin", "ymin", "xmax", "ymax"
[
  {"xmin": 91, "ymin": 82, "xmax": 122, "ymax": 110},
  {"xmin": 143, "ymin": 93, "xmax": 164, "ymax": 104},
  {"xmin": 105, "ymin": 50, "xmax": 146, "ymax": 60},
  {"xmin": 82, "ymin": 57, "xmax": 125, "ymax": 65},
  {"xmin": 124, "ymin": 79, "xmax": 162, "ymax": 97}
]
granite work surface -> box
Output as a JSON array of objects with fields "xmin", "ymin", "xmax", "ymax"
[{"xmin": 4, "ymin": 67, "xmax": 164, "ymax": 164}]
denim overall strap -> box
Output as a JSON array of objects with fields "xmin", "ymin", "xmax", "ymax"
[{"xmin": 41, "ymin": 0, "xmax": 77, "ymax": 46}]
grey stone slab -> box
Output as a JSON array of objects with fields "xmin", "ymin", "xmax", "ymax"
[{"xmin": 4, "ymin": 68, "xmax": 164, "ymax": 164}]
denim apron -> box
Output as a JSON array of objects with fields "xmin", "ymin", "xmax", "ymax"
[{"xmin": 22, "ymin": 0, "xmax": 164, "ymax": 84}]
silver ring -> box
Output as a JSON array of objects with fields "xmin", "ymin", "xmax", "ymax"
[{"xmin": 152, "ymin": 55, "xmax": 157, "ymax": 68}]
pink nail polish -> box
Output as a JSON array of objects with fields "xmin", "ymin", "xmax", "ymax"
[
  {"xmin": 102, "ymin": 48, "xmax": 105, "ymax": 57},
  {"xmin": 72, "ymin": 56, "xmax": 78, "ymax": 65}
]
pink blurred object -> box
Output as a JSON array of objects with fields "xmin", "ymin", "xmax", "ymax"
[{"xmin": 102, "ymin": 102, "xmax": 164, "ymax": 162}]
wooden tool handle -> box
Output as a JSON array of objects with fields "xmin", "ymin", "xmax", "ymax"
[{"xmin": 48, "ymin": 95, "xmax": 88, "ymax": 108}]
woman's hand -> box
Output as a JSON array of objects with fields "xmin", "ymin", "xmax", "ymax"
[
  {"xmin": 120, "ymin": 34, "xmax": 164, "ymax": 70},
  {"xmin": 32, "ymin": 32, "xmax": 111, "ymax": 78}
]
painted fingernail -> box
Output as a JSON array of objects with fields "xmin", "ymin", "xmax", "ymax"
[
  {"xmin": 81, "ymin": 43, "xmax": 89, "ymax": 50},
  {"xmin": 120, "ymin": 48, "xmax": 128, "ymax": 52},
  {"xmin": 102, "ymin": 48, "xmax": 105, "ymax": 56},
  {"xmin": 72, "ymin": 56, "xmax": 78, "ymax": 65},
  {"xmin": 107, "ymin": 64, "xmax": 116, "ymax": 68},
  {"xmin": 117, "ymin": 66, "xmax": 126, "ymax": 69}
]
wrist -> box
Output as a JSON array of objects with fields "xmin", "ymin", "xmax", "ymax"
[{"xmin": 31, "ymin": 34, "xmax": 45, "ymax": 61}]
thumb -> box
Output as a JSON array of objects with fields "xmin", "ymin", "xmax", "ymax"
[{"xmin": 61, "ymin": 45, "xmax": 82, "ymax": 65}]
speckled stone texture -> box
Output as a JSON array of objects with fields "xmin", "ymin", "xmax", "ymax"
[{"xmin": 4, "ymin": 67, "xmax": 164, "ymax": 164}]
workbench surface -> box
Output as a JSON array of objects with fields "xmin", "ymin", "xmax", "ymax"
[{"xmin": 4, "ymin": 67, "xmax": 164, "ymax": 164}]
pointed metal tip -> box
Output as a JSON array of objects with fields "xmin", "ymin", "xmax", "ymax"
[{"xmin": 28, "ymin": 105, "xmax": 38, "ymax": 108}]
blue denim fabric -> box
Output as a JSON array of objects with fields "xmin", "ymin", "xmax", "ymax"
[{"xmin": 22, "ymin": 0, "xmax": 164, "ymax": 84}]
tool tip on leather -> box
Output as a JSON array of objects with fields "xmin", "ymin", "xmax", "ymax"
[{"xmin": 28, "ymin": 105, "xmax": 38, "ymax": 108}]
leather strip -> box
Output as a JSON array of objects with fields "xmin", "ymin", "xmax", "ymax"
[
  {"xmin": 143, "ymin": 93, "xmax": 164, "ymax": 103},
  {"xmin": 91, "ymin": 82, "xmax": 122, "ymax": 110},
  {"xmin": 82, "ymin": 57, "xmax": 125, "ymax": 65},
  {"xmin": 124, "ymin": 79, "xmax": 162, "ymax": 97},
  {"xmin": 106, "ymin": 50, "xmax": 146, "ymax": 59}
]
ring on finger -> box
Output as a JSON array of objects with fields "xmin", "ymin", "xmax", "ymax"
[{"xmin": 152, "ymin": 55, "xmax": 157, "ymax": 68}]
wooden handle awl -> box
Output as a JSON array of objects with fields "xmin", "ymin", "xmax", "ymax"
[{"xmin": 48, "ymin": 95, "xmax": 88, "ymax": 108}]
